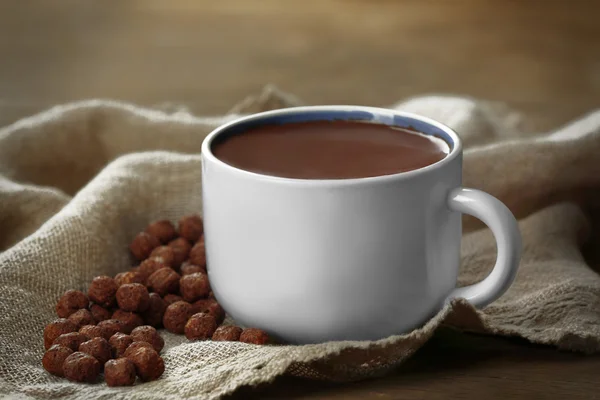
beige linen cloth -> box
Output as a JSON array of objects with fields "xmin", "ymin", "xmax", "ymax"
[{"xmin": 1, "ymin": 86, "xmax": 600, "ymax": 399}]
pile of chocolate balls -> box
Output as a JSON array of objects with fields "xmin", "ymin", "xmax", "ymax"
[{"xmin": 42, "ymin": 215, "xmax": 269, "ymax": 386}]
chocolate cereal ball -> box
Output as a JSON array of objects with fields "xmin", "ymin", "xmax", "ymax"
[
  {"xmin": 109, "ymin": 333, "xmax": 134, "ymax": 358},
  {"xmin": 63, "ymin": 352, "xmax": 101, "ymax": 383},
  {"xmin": 111, "ymin": 310, "xmax": 143, "ymax": 334},
  {"xmin": 163, "ymin": 301, "xmax": 193, "ymax": 334},
  {"xmin": 188, "ymin": 241, "xmax": 206, "ymax": 267},
  {"xmin": 191, "ymin": 299, "xmax": 225, "ymax": 324},
  {"xmin": 114, "ymin": 271, "xmax": 145, "ymax": 287},
  {"xmin": 240, "ymin": 328, "xmax": 270, "ymax": 345},
  {"xmin": 138, "ymin": 258, "xmax": 167, "ymax": 282},
  {"xmin": 180, "ymin": 262, "xmax": 206, "ymax": 276},
  {"xmin": 44, "ymin": 318, "xmax": 77, "ymax": 350},
  {"xmin": 116, "ymin": 283, "xmax": 150, "ymax": 312},
  {"xmin": 127, "ymin": 347, "xmax": 165, "ymax": 382},
  {"xmin": 42, "ymin": 345, "xmax": 73, "ymax": 377},
  {"xmin": 141, "ymin": 293, "xmax": 167, "ymax": 327},
  {"xmin": 130, "ymin": 232, "xmax": 161, "ymax": 261},
  {"xmin": 147, "ymin": 268, "xmax": 180, "ymax": 297},
  {"xmin": 79, "ymin": 324, "xmax": 104, "ymax": 340},
  {"xmin": 88, "ymin": 276, "xmax": 118, "ymax": 308},
  {"xmin": 67, "ymin": 309, "xmax": 95, "ymax": 328},
  {"xmin": 131, "ymin": 326, "xmax": 164, "ymax": 353},
  {"xmin": 180, "ymin": 272, "xmax": 210, "ymax": 302},
  {"xmin": 212, "ymin": 326, "xmax": 242, "ymax": 342},
  {"xmin": 90, "ymin": 304, "xmax": 112, "ymax": 323},
  {"xmin": 52, "ymin": 332, "xmax": 89, "ymax": 351},
  {"xmin": 178, "ymin": 215, "xmax": 204, "ymax": 243},
  {"xmin": 163, "ymin": 294, "xmax": 184, "ymax": 305},
  {"xmin": 123, "ymin": 341, "xmax": 155, "ymax": 358},
  {"xmin": 185, "ymin": 313, "xmax": 217, "ymax": 341},
  {"xmin": 149, "ymin": 246, "xmax": 176, "ymax": 268},
  {"xmin": 79, "ymin": 337, "xmax": 112, "ymax": 365},
  {"xmin": 55, "ymin": 290, "xmax": 89, "ymax": 318},
  {"xmin": 167, "ymin": 237, "xmax": 192, "ymax": 266},
  {"xmin": 98, "ymin": 319, "xmax": 125, "ymax": 339},
  {"xmin": 145, "ymin": 220, "xmax": 177, "ymax": 244},
  {"xmin": 105, "ymin": 358, "xmax": 137, "ymax": 387}
]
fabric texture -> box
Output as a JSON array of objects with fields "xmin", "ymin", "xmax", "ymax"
[{"xmin": 1, "ymin": 85, "xmax": 599, "ymax": 399}]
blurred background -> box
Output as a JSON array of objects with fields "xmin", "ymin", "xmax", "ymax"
[{"xmin": 1, "ymin": 0, "xmax": 599, "ymax": 129}]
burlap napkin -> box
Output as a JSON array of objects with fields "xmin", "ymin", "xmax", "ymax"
[{"xmin": 1, "ymin": 86, "xmax": 599, "ymax": 399}]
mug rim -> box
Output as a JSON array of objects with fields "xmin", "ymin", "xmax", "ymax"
[{"xmin": 201, "ymin": 105, "xmax": 462, "ymax": 186}]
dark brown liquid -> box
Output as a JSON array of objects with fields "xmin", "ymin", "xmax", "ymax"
[{"xmin": 212, "ymin": 120, "xmax": 449, "ymax": 179}]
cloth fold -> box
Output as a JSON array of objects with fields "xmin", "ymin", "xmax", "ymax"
[{"xmin": 1, "ymin": 86, "xmax": 599, "ymax": 399}]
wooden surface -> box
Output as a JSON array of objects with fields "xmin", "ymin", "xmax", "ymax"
[
  {"xmin": 1, "ymin": 0, "xmax": 599, "ymax": 130},
  {"xmin": 229, "ymin": 329, "xmax": 600, "ymax": 400},
  {"xmin": 2, "ymin": 1, "xmax": 600, "ymax": 398}
]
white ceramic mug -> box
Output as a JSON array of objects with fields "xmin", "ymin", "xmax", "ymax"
[{"xmin": 201, "ymin": 106, "xmax": 521, "ymax": 344}]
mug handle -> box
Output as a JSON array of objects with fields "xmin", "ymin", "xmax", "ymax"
[{"xmin": 446, "ymin": 187, "xmax": 522, "ymax": 308}]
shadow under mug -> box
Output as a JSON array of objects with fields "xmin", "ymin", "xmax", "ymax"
[{"xmin": 201, "ymin": 106, "xmax": 521, "ymax": 344}]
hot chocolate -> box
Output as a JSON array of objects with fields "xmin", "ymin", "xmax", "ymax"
[{"xmin": 211, "ymin": 120, "xmax": 449, "ymax": 179}]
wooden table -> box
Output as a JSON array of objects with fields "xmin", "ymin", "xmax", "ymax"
[
  {"xmin": 229, "ymin": 329, "xmax": 600, "ymax": 399},
  {"xmin": 2, "ymin": 1, "xmax": 599, "ymax": 398}
]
